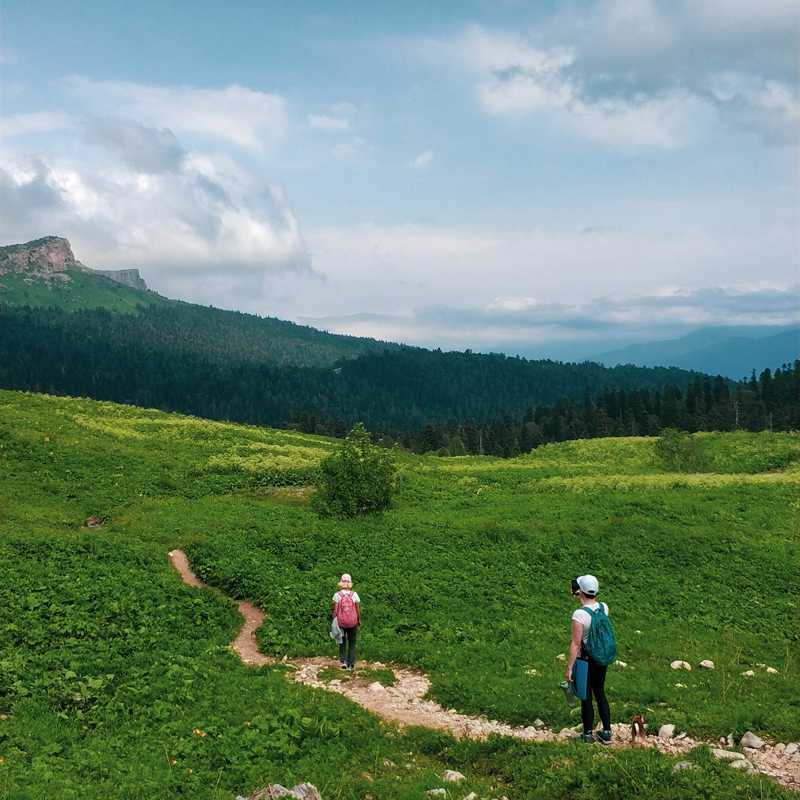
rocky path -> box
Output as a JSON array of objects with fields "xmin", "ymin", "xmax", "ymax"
[{"xmin": 168, "ymin": 550, "xmax": 798, "ymax": 791}]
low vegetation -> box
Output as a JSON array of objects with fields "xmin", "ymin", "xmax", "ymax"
[{"xmin": 1, "ymin": 389, "xmax": 797, "ymax": 799}]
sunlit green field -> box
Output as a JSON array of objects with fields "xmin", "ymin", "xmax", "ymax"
[{"xmin": 1, "ymin": 390, "xmax": 797, "ymax": 800}]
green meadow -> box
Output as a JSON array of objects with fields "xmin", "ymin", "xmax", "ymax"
[{"xmin": 1, "ymin": 389, "xmax": 797, "ymax": 800}]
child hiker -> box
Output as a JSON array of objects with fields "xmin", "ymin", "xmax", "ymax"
[{"xmin": 333, "ymin": 573, "xmax": 361, "ymax": 669}]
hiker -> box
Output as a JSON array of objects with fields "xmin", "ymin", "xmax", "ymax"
[
  {"xmin": 566, "ymin": 574, "xmax": 613, "ymax": 744},
  {"xmin": 333, "ymin": 573, "xmax": 361, "ymax": 670}
]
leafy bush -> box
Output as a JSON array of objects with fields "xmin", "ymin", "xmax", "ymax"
[
  {"xmin": 654, "ymin": 428, "xmax": 709, "ymax": 472},
  {"xmin": 312, "ymin": 422, "xmax": 396, "ymax": 518}
]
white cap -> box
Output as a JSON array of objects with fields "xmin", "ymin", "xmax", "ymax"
[{"xmin": 577, "ymin": 575, "xmax": 599, "ymax": 597}]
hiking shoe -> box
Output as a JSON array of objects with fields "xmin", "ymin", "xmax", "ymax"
[
  {"xmin": 596, "ymin": 730, "xmax": 612, "ymax": 745},
  {"xmin": 578, "ymin": 733, "xmax": 595, "ymax": 743},
  {"xmin": 340, "ymin": 662, "xmax": 348, "ymax": 669}
]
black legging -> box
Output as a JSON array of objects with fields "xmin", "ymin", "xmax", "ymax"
[
  {"xmin": 338, "ymin": 625, "xmax": 358, "ymax": 668},
  {"xmin": 581, "ymin": 658, "xmax": 611, "ymax": 733}
]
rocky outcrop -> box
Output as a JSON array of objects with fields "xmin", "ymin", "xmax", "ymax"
[
  {"xmin": 0, "ymin": 236, "xmax": 89, "ymax": 278},
  {"xmin": 0, "ymin": 237, "xmax": 148, "ymax": 290},
  {"xmin": 92, "ymin": 269, "xmax": 148, "ymax": 290}
]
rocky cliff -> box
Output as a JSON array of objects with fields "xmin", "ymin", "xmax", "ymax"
[
  {"xmin": 0, "ymin": 236, "xmax": 148, "ymax": 290},
  {"xmin": 0, "ymin": 236, "xmax": 90, "ymax": 281},
  {"xmin": 92, "ymin": 269, "xmax": 149, "ymax": 291}
]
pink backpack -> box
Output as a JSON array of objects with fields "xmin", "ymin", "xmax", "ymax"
[{"xmin": 336, "ymin": 590, "xmax": 358, "ymax": 628}]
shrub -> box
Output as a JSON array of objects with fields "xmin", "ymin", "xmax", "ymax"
[
  {"xmin": 654, "ymin": 427, "xmax": 709, "ymax": 473},
  {"xmin": 312, "ymin": 422, "xmax": 396, "ymax": 518}
]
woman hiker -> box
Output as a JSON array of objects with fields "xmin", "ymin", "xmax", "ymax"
[
  {"xmin": 333, "ymin": 573, "xmax": 361, "ymax": 670},
  {"xmin": 566, "ymin": 574, "xmax": 613, "ymax": 744}
]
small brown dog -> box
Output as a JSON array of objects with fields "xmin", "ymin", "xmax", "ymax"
[{"xmin": 631, "ymin": 713, "xmax": 647, "ymax": 746}]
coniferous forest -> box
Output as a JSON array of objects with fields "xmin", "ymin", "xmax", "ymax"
[{"xmin": 2, "ymin": 302, "xmax": 797, "ymax": 456}]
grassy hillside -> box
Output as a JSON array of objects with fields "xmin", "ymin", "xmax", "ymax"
[
  {"xmin": 1, "ymin": 390, "xmax": 797, "ymax": 799},
  {"xmin": 0, "ymin": 269, "xmax": 169, "ymax": 313}
]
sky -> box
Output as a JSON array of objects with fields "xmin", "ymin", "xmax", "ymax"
[{"xmin": 3, "ymin": 0, "xmax": 798, "ymax": 360}]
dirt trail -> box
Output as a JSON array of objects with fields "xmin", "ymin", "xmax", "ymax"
[{"xmin": 168, "ymin": 550, "xmax": 798, "ymax": 790}]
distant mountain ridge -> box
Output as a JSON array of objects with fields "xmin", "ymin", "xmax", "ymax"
[{"xmin": 590, "ymin": 325, "xmax": 799, "ymax": 380}]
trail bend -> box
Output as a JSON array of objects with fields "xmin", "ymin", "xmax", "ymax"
[{"xmin": 168, "ymin": 549, "xmax": 797, "ymax": 790}]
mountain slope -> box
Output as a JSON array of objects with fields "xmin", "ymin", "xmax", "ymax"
[
  {"xmin": 0, "ymin": 236, "xmax": 401, "ymax": 369},
  {"xmin": 591, "ymin": 325, "xmax": 799, "ymax": 379}
]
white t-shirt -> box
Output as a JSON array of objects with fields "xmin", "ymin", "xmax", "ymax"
[
  {"xmin": 572, "ymin": 601, "xmax": 609, "ymax": 645},
  {"xmin": 333, "ymin": 590, "xmax": 360, "ymax": 604}
]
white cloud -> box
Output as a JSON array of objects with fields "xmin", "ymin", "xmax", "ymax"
[
  {"xmin": 411, "ymin": 150, "xmax": 433, "ymax": 167},
  {"xmin": 3, "ymin": 112, "xmax": 73, "ymax": 137},
  {"xmin": 296, "ymin": 219, "xmax": 796, "ymax": 327},
  {"xmin": 67, "ymin": 78, "xmax": 288, "ymax": 151},
  {"xmin": 306, "ymin": 114, "xmax": 350, "ymax": 130},
  {"xmin": 438, "ymin": 5, "xmax": 798, "ymax": 148},
  {"xmin": 1, "ymin": 143, "xmax": 312, "ymax": 302}
]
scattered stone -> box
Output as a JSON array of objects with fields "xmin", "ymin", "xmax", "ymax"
[
  {"xmin": 556, "ymin": 653, "xmax": 566, "ymax": 661},
  {"xmin": 774, "ymin": 743, "xmax": 785, "ymax": 753},
  {"xmin": 426, "ymin": 790, "xmax": 446, "ymax": 796},
  {"xmin": 726, "ymin": 733, "xmax": 735, "ymax": 747},
  {"xmin": 674, "ymin": 683, "xmax": 686, "ymax": 689},
  {"xmin": 766, "ymin": 667, "xmax": 778, "ymax": 674},
  {"xmin": 463, "ymin": 794, "xmax": 478, "ymax": 800},
  {"xmin": 615, "ymin": 660, "xmax": 627, "ymax": 667},
  {"xmin": 676, "ymin": 732, "xmax": 687, "ymax": 740},
  {"xmin": 670, "ymin": 661, "xmax": 691, "ymax": 671},
  {"xmin": 556, "ymin": 727, "xmax": 574, "ymax": 741},
  {"xmin": 382, "ymin": 759, "xmax": 396, "ymax": 767},
  {"xmin": 85, "ymin": 515, "xmax": 103, "ymax": 529},
  {"xmin": 740, "ymin": 732, "xmax": 766, "ymax": 750},
  {"xmin": 741, "ymin": 670, "xmax": 755, "ymax": 677},
  {"xmin": 699, "ymin": 660, "xmax": 714, "ymax": 669},
  {"xmin": 246, "ymin": 784, "xmax": 323, "ymax": 800},
  {"xmin": 443, "ymin": 770, "xmax": 466, "ymax": 782},
  {"xmin": 361, "ymin": 772, "xmax": 373, "ymax": 781},
  {"xmin": 635, "ymin": 630, "xmax": 642, "ymax": 634},
  {"xmin": 756, "ymin": 663, "xmax": 766, "ymax": 667},
  {"xmin": 369, "ymin": 682, "xmax": 385, "ymax": 692},
  {"xmin": 730, "ymin": 759, "xmax": 756, "ymax": 771},
  {"xmin": 672, "ymin": 761, "xmax": 697, "ymax": 772},
  {"xmin": 658, "ymin": 724, "xmax": 676, "ymax": 739},
  {"xmin": 783, "ymin": 743, "xmax": 798, "ymax": 755},
  {"xmin": 533, "ymin": 718, "xmax": 546, "ymax": 730},
  {"xmin": 712, "ymin": 749, "xmax": 746, "ymax": 761}
]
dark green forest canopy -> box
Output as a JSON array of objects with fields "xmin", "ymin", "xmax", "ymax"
[{"xmin": 3, "ymin": 302, "xmax": 719, "ymax": 424}]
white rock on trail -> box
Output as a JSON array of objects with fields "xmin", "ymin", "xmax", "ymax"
[
  {"xmin": 699, "ymin": 660, "xmax": 714, "ymax": 669},
  {"xmin": 658, "ymin": 724, "xmax": 676, "ymax": 739},
  {"xmin": 740, "ymin": 731, "xmax": 766, "ymax": 749},
  {"xmin": 670, "ymin": 661, "xmax": 691, "ymax": 670},
  {"xmin": 369, "ymin": 682, "xmax": 385, "ymax": 692},
  {"xmin": 443, "ymin": 771, "xmax": 466, "ymax": 782},
  {"xmin": 783, "ymin": 743, "xmax": 798, "ymax": 755},
  {"xmin": 712, "ymin": 749, "xmax": 745, "ymax": 761}
]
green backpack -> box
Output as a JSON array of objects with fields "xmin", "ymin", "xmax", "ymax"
[{"xmin": 584, "ymin": 604, "xmax": 616, "ymax": 666}]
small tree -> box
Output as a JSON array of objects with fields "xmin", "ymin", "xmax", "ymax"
[
  {"xmin": 654, "ymin": 427, "xmax": 708, "ymax": 473},
  {"xmin": 313, "ymin": 423, "xmax": 396, "ymax": 518}
]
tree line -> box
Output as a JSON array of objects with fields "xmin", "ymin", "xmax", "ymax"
[
  {"xmin": 2, "ymin": 303, "xmax": 796, "ymax": 455},
  {"xmin": 290, "ymin": 366, "xmax": 795, "ymax": 456}
]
